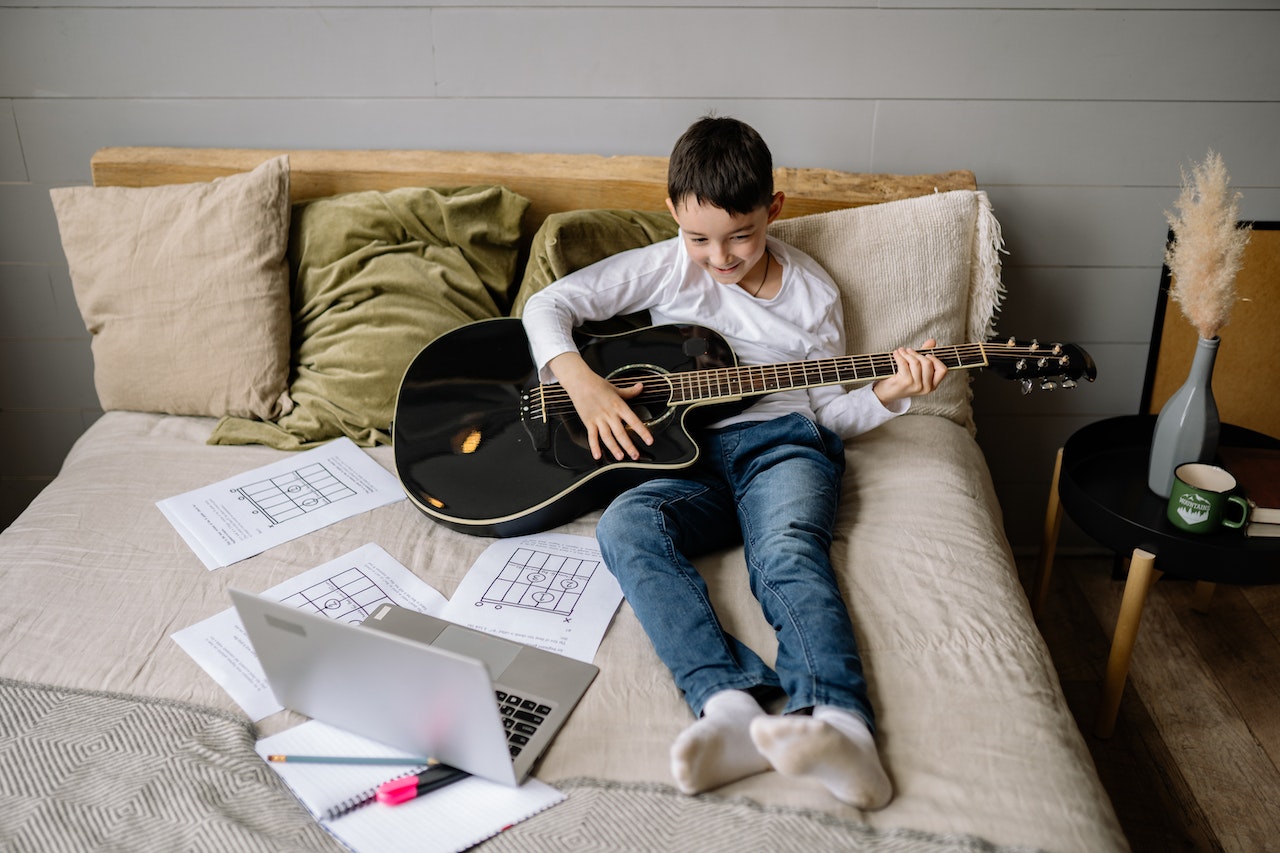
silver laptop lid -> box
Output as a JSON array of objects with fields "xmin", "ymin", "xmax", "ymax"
[{"xmin": 229, "ymin": 588, "xmax": 518, "ymax": 786}]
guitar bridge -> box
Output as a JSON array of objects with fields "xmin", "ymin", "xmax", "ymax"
[{"xmin": 520, "ymin": 391, "xmax": 552, "ymax": 452}]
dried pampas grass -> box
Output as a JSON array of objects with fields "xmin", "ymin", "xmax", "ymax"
[{"xmin": 1164, "ymin": 150, "xmax": 1251, "ymax": 340}]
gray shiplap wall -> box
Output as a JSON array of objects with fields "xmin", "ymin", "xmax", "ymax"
[{"xmin": 2, "ymin": 2, "xmax": 1279, "ymax": 551}]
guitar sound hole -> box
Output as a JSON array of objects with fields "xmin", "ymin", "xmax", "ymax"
[
  {"xmin": 606, "ymin": 364, "xmax": 674, "ymax": 430},
  {"xmin": 550, "ymin": 365, "xmax": 672, "ymax": 469}
]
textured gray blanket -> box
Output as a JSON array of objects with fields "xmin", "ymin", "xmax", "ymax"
[
  {"xmin": 0, "ymin": 677, "xmax": 340, "ymax": 852},
  {"xmin": 0, "ymin": 678, "xmax": 1038, "ymax": 853}
]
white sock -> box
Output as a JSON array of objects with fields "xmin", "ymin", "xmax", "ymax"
[
  {"xmin": 670, "ymin": 689, "xmax": 770, "ymax": 794},
  {"xmin": 749, "ymin": 705, "xmax": 893, "ymax": 810}
]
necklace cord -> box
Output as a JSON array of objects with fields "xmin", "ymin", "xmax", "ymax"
[{"xmin": 749, "ymin": 251, "xmax": 770, "ymax": 297}]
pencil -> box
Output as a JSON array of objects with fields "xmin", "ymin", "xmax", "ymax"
[{"xmin": 266, "ymin": 754, "xmax": 433, "ymax": 766}]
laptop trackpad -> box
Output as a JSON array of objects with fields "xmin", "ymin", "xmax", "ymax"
[{"xmin": 432, "ymin": 625, "xmax": 521, "ymax": 678}]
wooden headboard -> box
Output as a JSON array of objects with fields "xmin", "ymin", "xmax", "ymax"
[{"xmin": 90, "ymin": 147, "xmax": 976, "ymax": 240}]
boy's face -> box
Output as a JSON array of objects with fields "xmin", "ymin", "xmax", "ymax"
[{"xmin": 666, "ymin": 193, "xmax": 784, "ymax": 288}]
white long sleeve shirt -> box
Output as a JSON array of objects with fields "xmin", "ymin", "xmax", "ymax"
[{"xmin": 522, "ymin": 234, "xmax": 907, "ymax": 439}]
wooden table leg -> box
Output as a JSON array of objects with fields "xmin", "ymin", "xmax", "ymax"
[
  {"xmin": 1031, "ymin": 447, "xmax": 1065, "ymax": 620},
  {"xmin": 1095, "ymin": 548, "xmax": 1162, "ymax": 738}
]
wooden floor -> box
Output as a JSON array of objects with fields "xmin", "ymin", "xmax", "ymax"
[{"xmin": 1022, "ymin": 553, "xmax": 1280, "ymax": 852}]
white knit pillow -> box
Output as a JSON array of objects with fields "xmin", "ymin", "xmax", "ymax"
[{"xmin": 770, "ymin": 190, "xmax": 1004, "ymax": 430}]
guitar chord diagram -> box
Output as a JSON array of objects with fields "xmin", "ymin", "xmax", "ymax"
[
  {"xmin": 232, "ymin": 462, "xmax": 355, "ymax": 526},
  {"xmin": 279, "ymin": 566, "xmax": 392, "ymax": 624},
  {"xmin": 479, "ymin": 548, "xmax": 602, "ymax": 618}
]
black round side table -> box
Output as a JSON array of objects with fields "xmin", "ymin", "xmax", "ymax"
[{"xmin": 1032, "ymin": 414, "xmax": 1280, "ymax": 737}]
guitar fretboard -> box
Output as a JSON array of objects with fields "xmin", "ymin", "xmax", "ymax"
[
  {"xmin": 528, "ymin": 342, "xmax": 995, "ymax": 421},
  {"xmin": 665, "ymin": 344, "xmax": 990, "ymax": 404}
]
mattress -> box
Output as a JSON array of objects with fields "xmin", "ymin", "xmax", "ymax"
[{"xmin": 0, "ymin": 410, "xmax": 1126, "ymax": 851}]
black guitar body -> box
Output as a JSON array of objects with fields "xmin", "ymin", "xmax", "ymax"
[
  {"xmin": 394, "ymin": 318, "xmax": 1096, "ymax": 537},
  {"xmin": 393, "ymin": 318, "xmax": 741, "ymax": 537}
]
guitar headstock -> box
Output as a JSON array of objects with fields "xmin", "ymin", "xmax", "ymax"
[{"xmin": 983, "ymin": 337, "xmax": 1097, "ymax": 394}]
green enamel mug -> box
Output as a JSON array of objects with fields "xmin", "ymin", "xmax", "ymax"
[{"xmin": 1166, "ymin": 463, "xmax": 1251, "ymax": 534}]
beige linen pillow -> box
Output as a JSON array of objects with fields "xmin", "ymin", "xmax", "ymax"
[
  {"xmin": 770, "ymin": 190, "xmax": 1005, "ymax": 430},
  {"xmin": 50, "ymin": 156, "xmax": 293, "ymax": 419}
]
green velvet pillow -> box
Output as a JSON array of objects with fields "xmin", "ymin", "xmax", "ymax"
[
  {"xmin": 209, "ymin": 184, "xmax": 529, "ymax": 449},
  {"xmin": 510, "ymin": 208, "xmax": 678, "ymax": 326}
]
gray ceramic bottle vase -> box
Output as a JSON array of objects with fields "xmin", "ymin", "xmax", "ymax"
[{"xmin": 1148, "ymin": 335, "xmax": 1221, "ymax": 498}]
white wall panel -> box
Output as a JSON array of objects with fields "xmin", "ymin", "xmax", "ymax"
[
  {"xmin": 0, "ymin": 100, "xmax": 25, "ymax": 181},
  {"xmin": 14, "ymin": 98, "xmax": 878, "ymax": 184},
  {"xmin": 883, "ymin": 0, "xmax": 1279, "ymax": 7},
  {"xmin": 0, "ymin": 8, "xmax": 435, "ymax": 98},
  {"xmin": 0, "ymin": 266, "xmax": 86, "ymax": 341},
  {"xmin": 977, "ymin": 413, "xmax": 1096, "ymax": 489},
  {"xmin": 0, "ymin": 339, "xmax": 96, "ymax": 410},
  {"xmin": 0, "ymin": 0, "xmax": 874, "ymax": 7},
  {"xmin": 2, "ymin": 1, "xmax": 1273, "ymax": 9},
  {"xmin": 0, "ymin": 411, "xmax": 93, "ymax": 476},
  {"xmin": 995, "ymin": 268, "xmax": 1160, "ymax": 346},
  {"xmin": 873, "ymin": 100, "xmax": 1280, "ymax": 187},
  {"xmin": 434, "ymin": 8, "xmax": 1280, "ymax": 100},
  {"xmin": 0, "ymin": 185, "xmax": 67, "ymax": 265},
  {"xmin": 987, "ymin": 185, "xmax": 1280, "ymax": 271}
]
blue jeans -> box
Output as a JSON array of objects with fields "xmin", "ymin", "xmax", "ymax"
[{"xmin": 596, "ymin": 413, "xmax": 874, "ymax": 730}]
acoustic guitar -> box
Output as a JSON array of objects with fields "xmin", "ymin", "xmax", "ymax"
[{"xmin": 393, "ymin": 318, "xmax": 1095, "ymax": 537}]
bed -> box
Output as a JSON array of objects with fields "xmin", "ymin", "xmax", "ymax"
[{"xmin": 0, "ymin": 147, "xmax": 1126, "ymax": 852}]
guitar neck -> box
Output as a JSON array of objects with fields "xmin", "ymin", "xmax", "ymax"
[{"xmin": 665, "ymin": 343, "xmax": 991, "ymax": 405}]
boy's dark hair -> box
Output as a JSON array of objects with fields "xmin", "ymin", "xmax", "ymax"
[{"xmin": 668, "ymin": 116, "xmax": 774, "ymax": 216}]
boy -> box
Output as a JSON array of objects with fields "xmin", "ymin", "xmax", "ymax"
[{"xmin": 521, "ymin": 116, "xmax": 947, "ymax": 809}]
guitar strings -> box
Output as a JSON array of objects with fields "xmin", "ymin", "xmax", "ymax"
[
  {"xmin": 527, "ymin": 344, "xmax": 1064, "ymax": 415},
  {"xmin": 527, "ymin": 343, "xmax": 1064, "ymax": 419}
]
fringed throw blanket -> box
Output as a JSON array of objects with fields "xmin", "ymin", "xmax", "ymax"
[
  {"xmin": 0, "ymin": 678, "xmax": 1040, "ymax": 853},
  {"xmin": 0, "ymin": 678, "xmax": 340, "ymax": 853}
]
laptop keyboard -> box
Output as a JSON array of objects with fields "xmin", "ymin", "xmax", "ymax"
[{"xmin": 495, "ymin": 690, "xmax": 552, "ymax": 757}]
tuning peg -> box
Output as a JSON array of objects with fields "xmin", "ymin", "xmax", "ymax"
[
  {"xmin": 1040, "ymin": 379, "xmax": 1058, "ymax": 391},
  {"xmin": 1020, "ymin": 378, "xmax": 1034, "ymax": 395},
  {"xmin": 1062, "ymin": 378, "xmax": 1078, "ymax": 390}
]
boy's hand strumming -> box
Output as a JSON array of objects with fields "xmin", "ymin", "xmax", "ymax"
[{"xmin": 548, "ymin": 351, "xmax": 655, "ymax": 461}]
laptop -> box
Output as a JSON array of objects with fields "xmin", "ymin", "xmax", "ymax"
[{"xmin": 229, "ymin": 589, "xmax": 598, "ymax": 786}]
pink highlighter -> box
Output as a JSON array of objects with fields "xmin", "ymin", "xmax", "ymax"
[{"xmin": 376, "ymin": 764, "xmax": 469, "ymax": 806}]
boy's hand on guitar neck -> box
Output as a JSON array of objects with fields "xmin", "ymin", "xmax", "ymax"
[
  {"xmin": 872, "ymin": 339, "xmax": 949, "ymax": 407},
  {"xmin": 548, "ymin": 352, "xmax": 655, "ymax": 461}
]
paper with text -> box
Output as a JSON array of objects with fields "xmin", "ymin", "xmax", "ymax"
[
  {"xmin": 157, "ymin": 437, "xmax": 404, "ymax": 569},
  {"xmin": 257, "ymin": 721, "xmax": 563, "ymax": 853},
  {"xmin": 440, "ymin": 533, "xmax": 623, "ymax": 663},
  {"xmin": 173, "ymin": 543, "xmax": 447, "ymax": 720}
]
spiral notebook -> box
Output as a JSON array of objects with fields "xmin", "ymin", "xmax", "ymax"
[{"xmin": 257, "ymin": 721, "xmax": 564, "ymax": 853}]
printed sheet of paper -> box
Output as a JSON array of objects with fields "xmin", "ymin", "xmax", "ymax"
[
  {"xmin": 173, "ymin": 544, "xmax": 447, "ymax": 721},
  {"xmin": 157, "ymin": 437, "xmax": 404, "ymax": 569},
  {"xmin": 441, "ymin": 533, "xmax": 623, "ymax": 663},
  {"xmin": 257, "ymin": 721, "xmax": 564, "ymax": 853}
]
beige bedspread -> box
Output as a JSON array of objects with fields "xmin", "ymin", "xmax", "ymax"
[{"xmin": 0, "ymin": 411, "xmax": 1125, "ymax": 852}]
